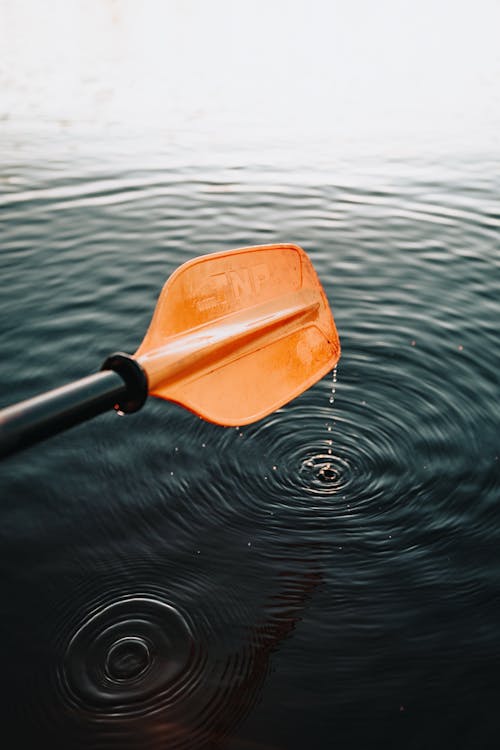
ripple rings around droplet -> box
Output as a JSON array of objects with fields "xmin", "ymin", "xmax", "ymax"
[
  {"xmin": 298, "ymin": 452, "xmax": 353, "ymax": 495},
  {"xmin": 36, "ymin": 556, "xmax": 282, "ymax": 749},
  {"xmin": 63, "ymin": 597, "xmax": 197, "ymax": 712},
  {"xmin": 179, "ymin": 341, "xmax": 492, "ymax": 542}
]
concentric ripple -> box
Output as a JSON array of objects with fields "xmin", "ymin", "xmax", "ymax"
[
  {"xmin": 299, "ymin": 452, "xmax": 353, "ymax": 495},
  {"xmin": 63, "ymin": 597, "xmax": 196, "ymax": 712},
  {"xmin": 6, "ymin": 542, "xmax": 322, "ymax": 750},
  {"xmin": 183, "ymin": 318, "xmax": 498, "ymax": 547}
]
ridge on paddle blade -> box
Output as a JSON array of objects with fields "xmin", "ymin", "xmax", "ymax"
[{"xmin": 134, "ymin": 244, "xmax": 340, "ymax": 426}]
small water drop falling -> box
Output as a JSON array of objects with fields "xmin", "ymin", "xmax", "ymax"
[
  {"xmin": 329, "ymin": 366, "xmax": 337, "ymax": 405},
  {"xmin": 325, "ymin": 366, "xmax": 338, "ymax": 441},
  {"xmin": 323, "ymin": 373, "xmax": 335, "ymax": 460}
]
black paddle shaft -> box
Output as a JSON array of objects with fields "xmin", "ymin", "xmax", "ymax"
[{"xmin": 0, "ymin": 353, "xmax": 148, "ymax": 459}]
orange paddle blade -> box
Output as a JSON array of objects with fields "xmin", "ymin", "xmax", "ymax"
[{"xmin": 134, "ymin": 244, "xmax": 340, "ymax": 426}]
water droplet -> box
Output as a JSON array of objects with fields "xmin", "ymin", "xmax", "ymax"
[
  {"xmin": 318, "ymin": 465, "xmax": 339, "ymax": 482},
  {"xmin": 327, "ymin": 366, "xmax": 338, "ymax": 431}
]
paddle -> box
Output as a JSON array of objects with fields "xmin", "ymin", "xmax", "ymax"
[{"xmin": 0, "ymin": 244, "xmax": 340, "ymax": 458}]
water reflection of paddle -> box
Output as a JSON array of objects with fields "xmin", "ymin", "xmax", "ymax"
[{"xmin": 11, "ymin": 557, "xmax": 323, "ymax": 749}]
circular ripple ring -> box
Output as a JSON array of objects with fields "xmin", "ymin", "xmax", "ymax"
[{"xmin": 64, "ymin": 597, "xmax": 194, "ymax": 710}]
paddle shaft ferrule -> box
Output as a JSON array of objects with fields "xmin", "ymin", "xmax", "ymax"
[{"xmin": 0, "ymin": 354, "xmax": 148, "ymax": 458}]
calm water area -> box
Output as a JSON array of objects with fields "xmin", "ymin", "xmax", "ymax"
[{"xmin": 1, "ymin": 2, "xmax": 500, "ymax": 748}]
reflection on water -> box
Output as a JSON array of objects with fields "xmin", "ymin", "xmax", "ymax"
[
  {"xmin": 4, "ymin": 541, "xmax": 323, "ymax": 749},
  {"xmin": 1, "ymin": 1, "xmax": 500, "ymax": 748}
]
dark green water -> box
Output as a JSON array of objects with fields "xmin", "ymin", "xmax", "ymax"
[{"xmin": 1, "ymin": 126, "xmax": 499, "ymax": 748}]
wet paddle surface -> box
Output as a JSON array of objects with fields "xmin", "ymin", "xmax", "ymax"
[{"xmin": 1, "ymin": 131, "xmax": 499, "ymax": 749}]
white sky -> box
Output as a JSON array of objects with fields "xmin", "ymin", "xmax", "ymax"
[{"xmin": 1, "ymin": 0, "xmax": 499, "ymax": 156}]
